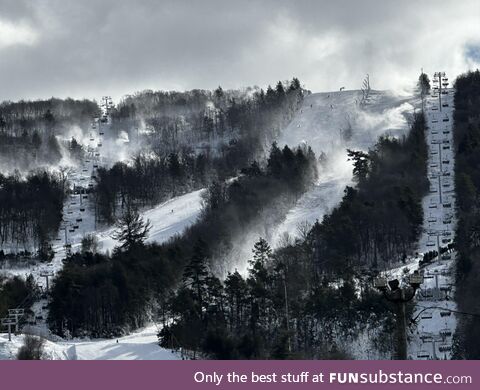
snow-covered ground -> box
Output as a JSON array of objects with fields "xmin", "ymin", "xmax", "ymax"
[
  {"xmin": 0, "ymin": 325, "xmax": 179, "ymax": 360},
  {"xmin": 1, "ymin": 102, "xmax": 203, "ymax": 360},
  {"xmin": 88, "ymin": 189, "xmax": 204, "ymax": 253},
  {"xmin": 270, "ymin": 89, "xmax": 418, "ymax": 246}
]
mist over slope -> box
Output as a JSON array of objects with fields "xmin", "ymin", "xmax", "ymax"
[
  {"xmin": 223, "ymin": 89, "xmax": 419, "ymax": 275},
  {"xmin": 272, "ymin": 89, "xmax": 419, "ymax": 245}
]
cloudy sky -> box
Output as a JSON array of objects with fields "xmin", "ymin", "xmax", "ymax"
[{"xmin": 1, "ymin": 0, "xmax": 479, "ymax": 102}]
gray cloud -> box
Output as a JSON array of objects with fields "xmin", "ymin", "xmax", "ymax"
[{"xmin": 0, "ymin": 0, "xmax": 479, "ymax": 102}]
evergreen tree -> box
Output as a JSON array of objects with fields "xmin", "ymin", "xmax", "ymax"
[
  {"xmin": 111, "ymin": 205, "xmax": 151, "ymax": 251},
  {"xmin": 183, "ymin": 239, "xmax": 209, "ymax": 311}
]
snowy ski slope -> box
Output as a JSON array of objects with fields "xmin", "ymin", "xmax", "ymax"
[
  {"xmin": 0, "ymin": 325, "xmax": 179, "ymax": 360},
  {"xmin": 271, "ymin": 89, "xmax": 418, "ymax": 245}
]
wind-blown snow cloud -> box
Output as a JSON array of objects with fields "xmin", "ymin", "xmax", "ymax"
[{"xmin": 0, "ymin": 0, "xmax": 479, "ymax": 101}]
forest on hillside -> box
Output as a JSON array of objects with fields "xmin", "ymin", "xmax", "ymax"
[
  {"xmin": 153, "ymin": 112, "xmax": 428, "ymax": 359},
  {"xmin": 0, "ymin": 99, "xmax": 98, "ymax": 173},
  {"xmin": 47, "ymin": 143, "xmax": 318, "ymax": 338},
  {"xmin": 451, "ymin": 70, "xmax": 480, "ymax": 359},
  {"xmin": 94, "ymin": 79, "xmax": 305, "ymax": 222}
]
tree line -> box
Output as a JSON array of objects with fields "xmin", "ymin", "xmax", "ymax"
[
  {"xmin": 310, "ymin": 113, "xmax": 429, "ymax": 274},
  {"xmin": 0, "ymin": 98, "xmax": 97, "ymax": 173},
  {"xmin": 94, "ymin": 79, "xmax": 305, "ymax": 222},
  {"xmin": 0, "ymin": 172, "xmax": 65, "ymax": 256},
  {"xmin": 450, "ymin": 70, "xmax": 480, "ymax": 359},
  {"xmin": 111, "ymin": 79, "xmax": 304, "ymax": 156}
]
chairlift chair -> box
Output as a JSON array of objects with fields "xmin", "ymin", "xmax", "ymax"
[
  {"xmin": 421, "ymin": 311, "xmax": 433, "ymax": 319},
  {"xmin": 416, "ymin": 350, "xmax": 431, "ymax": 359},
  {"xmin": 438, "ymin": 344, "xmax": 451, "ymax": 353}
]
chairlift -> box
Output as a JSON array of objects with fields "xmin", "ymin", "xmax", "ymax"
[
  {"xmin": 442, "ymin": 103, "xmax": 449, "ymax": 107},
  {"xmin": 80, "ymin": 208, "xmax": 85, "ymax": 212},
  {"xmin": 442, "ymin": 146, "xmax": 450, "ymax": 150},
  {"xmin": 439, "ymin": 344, "xmax": 452, "ymax": 353},
  {"xmin": 76, "ymin": 218, "xmax": 82, "ymax": 223},
  {"xmin": 99, "ymin": 132, "xmax": 105, "ymax": 135},
  {"xmin": 432, "ymin": 106, "xmax": 438, "ymax": 111},
  {"xmin": 440, "ymin": 311, "xmax": 452, "ymax": 317},
  {"xmin": 443, "ymin": 130, "xmax": 450, "ymax": 134},
  {"xmin": 429, "ymin": 204, "xmax": 437, "ymax": 209},
  {"xmin": 421, "ymin": 311, "xmax": 433, "ymax": 319},
  {"xmin": 443, "ymin": 203, "xmax": 452, "ymax": 208},
  {"xmin": 420, "ymin": 334, "xmax": 433, "ymax": 342},
  {"xmin": 426, "ymin": 240, "xmax": 436, "ymax": 246},
  {"xmin": 416, "ymin": 350, "xmax": 431, "ymax": 359},
  {"xmin": 442, "ymin": 117, "xmax": 449, "ymax": 122},
  {"xmin": 440, "ymin": 328, "xmax": 452, "ymax": 337},
  {"xmin": 442, "ymin": 160, "xmax": 450, "ymax": 164},
  {"xmin": 432, "ymin": 119, "xmax": 438, "ymax": 123}
]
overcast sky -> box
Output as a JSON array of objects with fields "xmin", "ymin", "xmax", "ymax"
[{"xmin": 1, "ymin": 0, "xmax": 479, "ymax": 102}]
